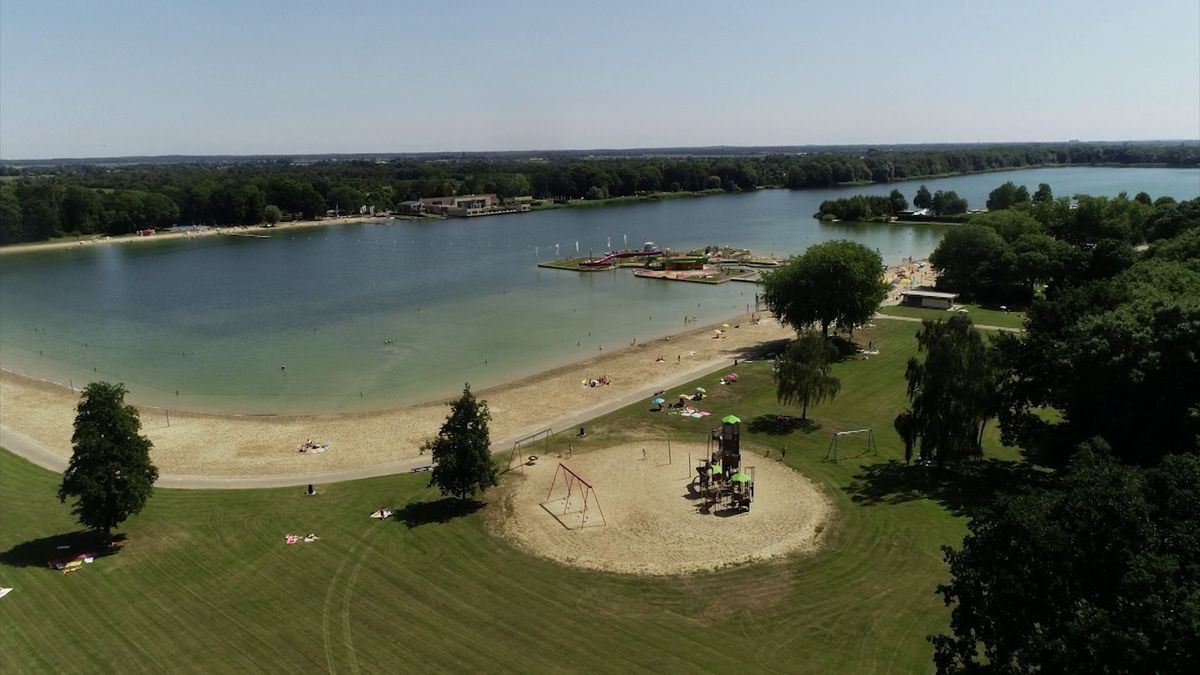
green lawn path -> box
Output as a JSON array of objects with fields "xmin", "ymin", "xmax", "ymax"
[
  {"xmin": 0, "ymin": 320, "xmax": 1022, "ymax": 673},
  {"xmin": 879, "ymin": 303, "xmax": 1026, "ymax": 329}
]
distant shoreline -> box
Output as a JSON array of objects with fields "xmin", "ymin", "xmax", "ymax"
[
  {"xmin": 3, "ymin": 163, "xmax": 1195, "ymax": 255},
  {"xmin": 0, "ymin": 214, "xmax": 389, "ymax": 256}
]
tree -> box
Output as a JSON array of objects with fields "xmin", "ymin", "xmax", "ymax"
[
  {"xmin": 994, "ymin": 259, "xmax": 1200, "ymax": 467},
  {"xmin": 985, "ymin": 181, "xmax": 1030, "ymax": 211},
  {"xmin": 901, "ymin": 315, "xmax": 996, "ymax": 467},
  {"xmin": 1031, "ymin": 183, "xmax": 1053, "ymax": 203},
  {"xmin": 774, "ymin": 332, "xmax": 841, "ymax": 419},
  {"xmin": 760, "ymin": 240, "xmax": 887, "ymax": 337},
  {"xmin": 894, "ymin": 410, "xmax": 917, "ymax": 465},
  {"xmin": 58, "ymin": 382, "xmax": 158, "ymax": 543},
  {"xmin": 929, "ymin": 224, "xmax": 1018, "ymax": 301},
  {"xmin": 263, "ymin": 204, "xmax": 282, "ymax": 225},
  {"xmin": 423, "ymin": 384, "xmax": 497, "ymax": 500},
  {"xmin": 931, "ymin": 190, "xmax": 969, "ymax": 215},
  {"xmin": 914, "ymin": 184, "xmax": 933, "ymax": 209},
  {"xmin": 888, "ymin": 188, "xmax": 908, "ymax": 212},
  {"xmin": 0, "ymin": 186, "xmax": 23, "ymax": 245},
  {"xmin": 931, "ymin": 446, "xmax": 1200, "ymax": 674}
]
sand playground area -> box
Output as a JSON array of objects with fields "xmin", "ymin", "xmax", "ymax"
[
  {"xmin": 0, "ymin": 316, "xmax": 794, "ymax": 483},
  {"xmin": 492, "ymin": 442, "xmax": 831, "ymax": 576}
]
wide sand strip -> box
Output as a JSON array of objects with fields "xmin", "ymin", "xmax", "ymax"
[
  {"xmin": 492, "ymin": 442, "xmax": 831, "ymax": 575},
  {"xmin": 0, "ymin": 315, "xmax": 792, "ymax": 482}
]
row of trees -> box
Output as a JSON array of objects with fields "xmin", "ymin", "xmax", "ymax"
[
  {"xmin": 759, "ymin": 197, "xmax": 1197, "ymax": 670},
  {"xmin": 816, "ymin": 190, "xmax": 908, "ymax": 220},
  {"xmin": 4, "ymin": 142, "xmax": 1196, "ymax": 244},
  {"xmin": 930, "ymin": 185, "xmax": 1198, "ymax": 303},
  {"xmin": 912, "ymin": 190, "xmax": 1199, "ymax": 670}
]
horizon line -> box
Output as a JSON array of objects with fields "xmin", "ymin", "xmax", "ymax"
[{"xmin": 4, "ymin": 138, "xmax": 1199, "ymax": 165}]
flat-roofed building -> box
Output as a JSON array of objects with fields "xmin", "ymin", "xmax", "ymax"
[{"xmin": 900, "ymin": 289, "xmax": 959, "ymax": 310}]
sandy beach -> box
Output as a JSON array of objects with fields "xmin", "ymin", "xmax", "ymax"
[
  {"xmin": 0, "ymin": 214, "xmax": 390, "ymax": 256},
  {"xmin": 0, "ymin": 314, "xmax": 793, "ymax": 481}
]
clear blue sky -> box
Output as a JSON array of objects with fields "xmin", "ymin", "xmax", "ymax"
[{"xmin": 2, "ymin": 0, "xmax": 1198, "ymax": 158}]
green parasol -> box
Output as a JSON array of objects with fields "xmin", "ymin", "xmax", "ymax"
[
  {"xmin": 722, "ymin": 414, "xmax": 741, "ymax": 425},
  {"xmin": 731, "ymin": 472, "xmax": 751, "ymax": 482}
]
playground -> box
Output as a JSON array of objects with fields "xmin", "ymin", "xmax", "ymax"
[{"xmin": 493, "ymin": 440, "xmax": 831, "ymax": 575}]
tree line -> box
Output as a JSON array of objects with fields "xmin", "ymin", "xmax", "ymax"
[
  {"xmin": 3, "ymin": 142, "xmax": 1197, "ymax": 245},
  {"xmin": 759, "ymin": 191, "xmax": 1199, "ymax": 670}
]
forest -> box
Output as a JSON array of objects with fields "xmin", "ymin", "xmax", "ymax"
[{"xmin": 1, "ymin": 142, "xmax": 1197, "ymax": 245}]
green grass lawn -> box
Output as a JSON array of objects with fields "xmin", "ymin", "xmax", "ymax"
[
  {"xmin": 879, "ymin": 303, "xmax": 1026, "ymax": 329},
  {"xmin": 0, "ymin": 320, "xmax": 1026, "ymax": 673}
]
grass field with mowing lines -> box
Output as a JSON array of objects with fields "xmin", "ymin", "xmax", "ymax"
[
  {"xmin": 0, "ymin": 320, "xmax": 1024, "ymax": 673},
  {"xmin": 878, "ymin": 303, "xmax": 1026, "ymax": 329}
]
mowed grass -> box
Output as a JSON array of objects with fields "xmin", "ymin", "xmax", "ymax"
[
  {"xmin": 878, "ymin": 303, "xmax": 1026, "ymax": 329},
  {"xmin": 0, "ymin": 320, "xmax": 1022, "ymax": 673}
]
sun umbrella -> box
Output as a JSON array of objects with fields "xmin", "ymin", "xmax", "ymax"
[
  {"xmin": 652, "ymin": 397, "xmax": 665, "ymax": 404},
  {"xmin": 722, "ymin": 323, "xmax": 730, "ymax": 327},
  {"xmin": 695, "ymin": 387, "xmax": 706, "ymax": 393},
  {"xmin": 726, "ymin": 373, "xmax": 739, "ymax": 380},
  {"xmin": 722, "ymin": 414, "xmax": 741, "ymax": 425},
  {"xmin": 731, "ymin": 472, "xmax": 751, "ymax": 482}
]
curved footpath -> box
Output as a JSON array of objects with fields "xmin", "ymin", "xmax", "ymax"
[
  {"xmin": 0, "ymin": 315, "xmax": 791, "ymax": 488},
  {"xmin": 0, "ymin": 314, "xmax": 1017, "ymax": 490}
]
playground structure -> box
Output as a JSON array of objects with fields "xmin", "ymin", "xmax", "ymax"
[
  {"xmin": 496, "ymin": 441, "xmax": 831, "ymax": 575},
  {"xmin": 542, "ymin": 462, "xmax": 607, "ymax": 529},
  {"xmin": 506, "ymin": 427, "xmax": 559, "ymax": 473},
  {"xmin": 691, "ymin": 415, "xmax": 756, "ymax": 513},
  {"xmin": 824, "ymin": 428, "xmax": 878, "ymax": 462}
]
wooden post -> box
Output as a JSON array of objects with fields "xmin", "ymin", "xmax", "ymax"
[
  {"xmin": 165, "ymin": 409, "xmax": 170, "ymax": 427},
  {"xmin": 667, "ymin": 434, "xmax": 672, "ymax": 464}
]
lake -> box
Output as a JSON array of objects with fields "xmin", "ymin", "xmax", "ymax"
[{"xmin": 1, "ymin": 166, "xmax": 1197, "ymax": 414}]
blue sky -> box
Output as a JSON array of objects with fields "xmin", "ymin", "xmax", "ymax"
[{"xmin": 1, "ymin": 0, "xmax": 1198, "ymax": 158}]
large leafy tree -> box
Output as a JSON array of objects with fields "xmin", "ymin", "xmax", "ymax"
[
  {"xmin": 913, "ymin": 184, "xmax": 933, "ymax": 209},
  {"xmin": 423, "ymin": 384, "xmax": 497, "ymax": 500},
  {"xmin": 760, "ymin": 239, "xmax": 887, "ymax": 337},
  {"xmin": 985, "ymin": 181, "xmax": 1030, "ymax": 211},
  {"xmin": 995, "ymin": 257, "xmax": 1200, "ymax": 467},
  {"xmin": 931, "ymin": 445, "xmax": 1200, "ymax": 674},
  {"xmin": 900, "ymin": 315, "xmax": 996, "ymax": 467},
  {"xmin": 929, "ymin": 224, "xmax": 1019, "ymax": 301},
  {"xmin": 931, "ymin": 190, "xmax": 969, "ymax": 215},
  {"xmin": 774, "ymin": 332, "xmax": 840, "ymax": 419},
  {"xmin": 59, "ymin": 382, "xmax": 159, "ymax": 543}
]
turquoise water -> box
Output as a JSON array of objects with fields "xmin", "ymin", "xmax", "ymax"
[{"xmin": 1, "ymin": 166, "xmax": 1197, "ymax": 414}]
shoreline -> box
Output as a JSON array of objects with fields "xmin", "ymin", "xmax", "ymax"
[
  {"xmin": 0, "ymin": 312, "xmax": 793, "ymax": 483},
  {"xmin": 5, "ymin": 163, "xmax": 1191, "ymax": 257},
  {"xmin": 0, "ymin": 214, "xmax": 388, "ymax": 256}
]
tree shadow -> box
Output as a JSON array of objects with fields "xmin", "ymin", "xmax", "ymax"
[
  {"xmin": 736, "ymin": 338, "xmax": 791, "ymax": 361},
  {"xmin": 0, "ymin": 530, "xmax": 125, "ymax": 569},
  {"xmin": 747, "ymin": 414, "xmax": 821, "ymax": 436},
  {"xmin": 844, "ymin": 458, "xmax": 1053, "ymax": 517},
  {"xmin": 393, "ymin": 498, "xmax": 483, "ymax": 529}
]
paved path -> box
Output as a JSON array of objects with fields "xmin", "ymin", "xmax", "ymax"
[
  {"xmin": 4, "ymin": 316, "xmax": 1016, "ymax": 490},
  {"xmin": 873, "ymin": 313, "xmax": 1022, "ymax": 333},
  {"xmin": 1, "ymin": 356, "xmax": 742, "ymax": 490}
]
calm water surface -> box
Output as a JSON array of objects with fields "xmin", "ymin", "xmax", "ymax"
[{"xmin": 1, "ymin": 166, "xmax": 1197, "ymax": 413}]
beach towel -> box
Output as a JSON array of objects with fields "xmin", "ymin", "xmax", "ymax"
[
  {"xmin": 370, "ymin": 510, "xmax": 392, "ymax": 520},
  {"xmin": 303, "ymin": 534, "xmax": 320, "ymax": 543},
  {"xmin": 0, "ymin": 588, "xmax": 12, "ymax": 599},
  {"xmin": 285, "ymin": 534, "xmax": 300, "ymax": 544}
]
